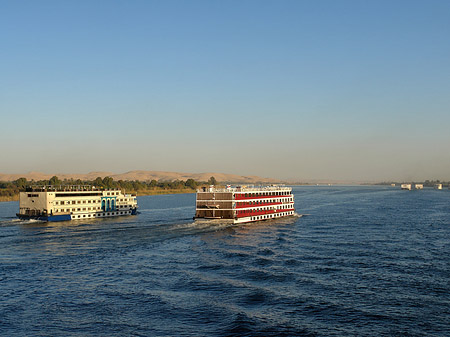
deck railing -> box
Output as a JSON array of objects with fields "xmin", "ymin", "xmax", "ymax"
[
  {"xmin": 25, "ymin": 185, "xmax": 121, "ymax": 192},
  {"xmin": 197, "ymin": 185, "xmax": 291, "ymax": 193}
]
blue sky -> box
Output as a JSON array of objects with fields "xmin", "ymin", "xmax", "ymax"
[{"xmin": 1, "ymin": 0, "xmax": 449, "ymax": 181}]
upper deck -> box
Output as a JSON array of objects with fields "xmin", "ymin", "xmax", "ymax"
[
  {"xmin": 196, "ymin": 185, "xmax": 292, "ymax": 193},
  {"xmin": 25, "ymin": 185, "xmax": 117, "ymax": 192},
  {"xmin": 22, "ymin": 185, "xmax": 136, "ymax": 198}
]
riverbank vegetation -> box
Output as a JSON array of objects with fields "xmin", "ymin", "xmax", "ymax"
[{"xmin": 0, "ymin": 176, "xmax": 219, "ymax": 202}]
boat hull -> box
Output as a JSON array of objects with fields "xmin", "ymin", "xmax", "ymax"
[
  {"xmin": 194, "ymin": 212, "xmax": 300, "ymax": 225},
  {"xmin": 16, "ymin": 208, "xmax": 138, "ymax": 222}
]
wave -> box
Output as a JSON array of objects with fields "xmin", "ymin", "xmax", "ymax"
[{"xmin": 0, "ymin": 218, "xmax": 45, "ymax": 227}]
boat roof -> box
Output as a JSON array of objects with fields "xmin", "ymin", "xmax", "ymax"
[
  {"xmin": 25, "ymin": 185, "xmax": 120, "ymax": 192},
  {"xmin": 197, "ymin": 185, "xmax": 292, "ymax": 193}
]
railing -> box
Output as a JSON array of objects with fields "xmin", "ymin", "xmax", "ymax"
[
  {"xmin": 25, "ymin": 185, "xmax": 121, "ymax": 192},
  {"xmin": 197, "ymin": 185, "xmax": 291, "ymax": 193}
]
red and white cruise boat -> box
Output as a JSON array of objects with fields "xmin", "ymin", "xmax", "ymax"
[{"xmin": 194, "ymin": 185, "xmax": 296, "ymax": 224}]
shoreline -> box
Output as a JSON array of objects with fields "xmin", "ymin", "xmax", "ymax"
[
  {"xmin": 0, "ymin": 189, "xmax": 196, "ymax": 203},
  {"xmin": 0, "ymin": 195, "xmax": 19, "ymax": 202}
]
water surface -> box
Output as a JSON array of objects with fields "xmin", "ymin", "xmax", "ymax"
[{"xmin": 0, "ymin": 186, "xmax": 449, "ymax": 336}]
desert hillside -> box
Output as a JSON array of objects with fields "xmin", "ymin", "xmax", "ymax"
[{"xmin": 0, "ymin": 171, "xmax": 280, "ymax": 184}]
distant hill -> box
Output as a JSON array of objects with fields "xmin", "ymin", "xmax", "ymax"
[{"xmin": 0, "ymin": 171, "xmax": 281, "ymax": 184}]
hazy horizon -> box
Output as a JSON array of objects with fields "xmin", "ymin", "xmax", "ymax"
[
  {"xmin": 0, "ymin": 169, "xmax": 447, "ymax": 185},
  {"xmin": 1, "ymin": 1, "xmax": 449, "ymax": 182}
]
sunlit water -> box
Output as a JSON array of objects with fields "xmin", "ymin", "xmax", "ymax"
[{"xmin": 0, "ymin": 186, "xmax": 449, "ymax": 336}]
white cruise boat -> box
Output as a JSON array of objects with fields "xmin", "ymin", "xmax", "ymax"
[{"xmin": 17, "ymin": 185, "xmax": 138, "ymax": 222}]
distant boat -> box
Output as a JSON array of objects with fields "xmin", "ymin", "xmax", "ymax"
[
  {"xmin": 401, "ymin": 184, "xmax": 412, "ymax": 190},
  {"xmin": 435, "ymin": 184, "xmax": 443, "ymax": 190},
  {"xmin": 391, "ymin": 184, "xmax": 396, "ymax": 187},
  {"xmin": 415, "ymin": 184, "xmax": 424, "ymax": 190}
]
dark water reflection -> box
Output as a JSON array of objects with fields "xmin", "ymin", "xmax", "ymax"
[{"xmin": 0, "ymin": 186, "xmax": 449, "ymax": 336}]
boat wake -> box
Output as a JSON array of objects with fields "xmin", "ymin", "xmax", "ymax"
[
  {"xmin": 168, "ymin": 220, "xmax": 236, "ymax": 235},
  {"xmin": 0, "ymin": 218, "xmax": 45, "ymax": 227}
]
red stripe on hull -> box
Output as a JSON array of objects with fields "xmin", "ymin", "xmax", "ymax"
[
  {"xmin": 236, "ymin": 211, "xmax": 296, "ymax": 223},
  {"xmin": 236, "ymin": 208, "xmax": 295, "ymax": 218},
  {"xmin": 235, "ymin": 194, "xmax": 293, "ymax": 200},
  {"xmin": 235, "ymin": 201, "xmax": 284, "ymax": 208}
]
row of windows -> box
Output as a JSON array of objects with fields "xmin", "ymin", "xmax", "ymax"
[
  {"xmin": 55, "ymin": 207, "xmax": 100, "ymax": 213},
  {"xmin": 55, "ymin": 198, "xmax": 133, "ymax": 206},
  {"xmin": 56, "ymin": 200, "xmax": 99, "ymax": 205},
  {"xmin": 106, "ymin": 192, "xmax": 121, "ymax": 196},
  {"xmin": 54, "ymin": 205, "xmax": 132, "ymax": 213},
  {"xmin": 250, "ymin": 211, "xmax": 294, "ymax": 221},
  {"xmin": 72, "ymin": 211, "xmax": 132, "ymax": 219},
  {"xmin": 241, "ymin": 191, "xmax": 290, "ymax": 197},
  {"xmin": 236, "ymin": 205, "xmax": 293, "ymax": 215},
  {"xmin": 236, "ymin": 198, "xmax": 293, "ymax": 206}
]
